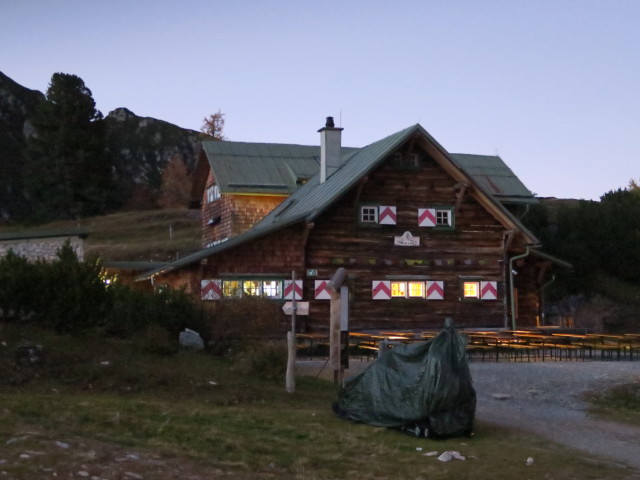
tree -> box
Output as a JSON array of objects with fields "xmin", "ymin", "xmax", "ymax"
[
  {"xmin": 24, "ymin": 73, "xmax": 114, "ymax": 221},
  {"xmin": 158, "ymin": 154, "xmax": 191, "ymax": 209},
  {"xmin": 201, "ymin": 110, "xmax": 226, "ymax": 140}
]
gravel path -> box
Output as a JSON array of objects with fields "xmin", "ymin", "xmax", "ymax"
[
  {"xmin": 300, "ymin": 359, "xmax": 640, "ymax": 470},
  {"xmin": 469, "ymin": 361, "xmax": 640, "ymax": 470}
]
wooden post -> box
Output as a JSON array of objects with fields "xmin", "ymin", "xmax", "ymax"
[
  {"xmin": 329, "ymin": 288, "xmax": 341, "ymax": 384},
  {"xmin": 285, "ymin": 271, "xmax": 296, "ymax": 393},
  {"xmin": 328, "ymin": 268, "xmax": 347, "ymax": 385}
]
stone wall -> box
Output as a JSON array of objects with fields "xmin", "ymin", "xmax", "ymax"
[{"xmin": 0, "ymin": 236, "xmax": 84, "ymax": 262}]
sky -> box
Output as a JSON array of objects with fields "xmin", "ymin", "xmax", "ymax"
[{"xmin": 1, "ymin": 0, "xmax": 639, "ymax": 200}]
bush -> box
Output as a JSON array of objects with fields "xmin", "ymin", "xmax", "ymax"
[
  {"xmin": 233, "ymin": 341, "xmax": 288, "ymax": 380},
  {"xmin": 204, "ymin": 297, "xmax": 287, "ymax": 355},
  {"xmin": 0, "ymin": 251, "xmax": 40, "ymax": 322}
]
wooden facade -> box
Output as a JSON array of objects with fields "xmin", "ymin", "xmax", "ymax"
[
  {"xmin": 200, "ymin": 169, "xmax": 287, "ymax": 246},
  {"xmin": 144, "ymin": 123, "xmax": 564, "ymax": 333}
]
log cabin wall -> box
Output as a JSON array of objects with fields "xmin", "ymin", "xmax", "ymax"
[
  {"xmin": 303, "ymin": 149, "xmax": 513, "ymax": 331},
  {"xmin": 511, "ymin": 261, "xmax": 542, "ymax": 329}
]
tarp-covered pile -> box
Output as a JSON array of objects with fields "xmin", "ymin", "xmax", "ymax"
[{"xmin": 333, "ymin": 320, "xmax": 476, "ymax": 439}]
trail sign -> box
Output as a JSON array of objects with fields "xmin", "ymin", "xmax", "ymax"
[{"xmin": 282, "ymin": 301, "xmax": 309, "ymax": 316}]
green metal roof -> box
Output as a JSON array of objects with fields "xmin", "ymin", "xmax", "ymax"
[
  {"xmin": 201, "ymin": 141, "xmax": 358, "ymax": 195},
  {"xmin": 139, "ymin": 124, "xmax": 541, "ymax": 280},
  {"xmin": 450, "ymin": 153, "xmax": 537, "ymax": 204}
]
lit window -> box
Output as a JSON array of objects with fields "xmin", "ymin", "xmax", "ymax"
[
  {"xmin": 408, "ymin": 282, "xmax": 425, "ymax": 298},
  {"xmin": 222, "ymin": 280, "xmax": 241, "ymax": 297},
  {"xmin": 391, "ymin": 281, "xmax": 407, "ymax": 298},
  {"xmin": 207, "ymin": 185, "xmax": 220, "ymax": 203},
  {"xmin": 436, "ymin": 209, "xmax": 452, "ymax": 226},
  {"xmin": 360, "ymin": 206, "xmax": 378, "ymax": 223},
  {"xmin": 243, "ymin": 280, "xmax": 261, "ymax": 296},
  {"xmin": 463, "ymin": 281, "xmax": 480, "ymax": 299},
  {"xmin": 262, "ymin": 280, "xmax": 281, "ymax": 298}
]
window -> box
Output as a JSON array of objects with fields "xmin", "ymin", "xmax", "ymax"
[
  {"xmin": 216, "ymin": 278, "xmax": 285, "ymax": 299},
  {"xmin": 243, "ymin": 280, "xmax": 261, "ymax": 296},
  {"xmin": 391, "ymin": 281, "xmax": 407, "ymax": 298},
  {"xmin": 207, "ymin": 185, "xmax": 220, "ymax": 203},
  {"xmin": 418, "ymin": 207, "xmax": 455, "ymax": 229},
  {"xmin": 359, "ymin": 205, "xmax": 396, "ymax": 225},
  {"xmin": 392, "ymin": 152, "xmax": 421, "ymax": 170},
  {"xmin": 408, "ymin": 281, "xmax": 425, "ymax": 298},
  {"xmin": 360, "ymin": 206, "xmax": 378, "ymax": 224},
  {"xmin": 463, "ymin": 281, "xmax": 480, "ymax": 299},
  {"xmin": 436, "ymin": 209, "xmax": 452, "ymax": 227},
  {"xmin": 222, "ymin": 280, "xmax": 241, "ymax": 297},
  {"xmin": 373, "ymin": 280, "xmax": 444, "ymax": 300},
  {"xmin": 262, "ymin": 280, "xmax": 281, "ymax": 298}
]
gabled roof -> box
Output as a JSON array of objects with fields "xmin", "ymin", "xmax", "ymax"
[
  {"xmin": 201, "ymin": 141, "xmax": 357, "ymax": 195},
  {"xmin": 451, "ymin": 153, "xmax": 537, "ymax": 204},
  {"xmin": 140, "ymin": 124, "xmax": 539, "ymax": 280}
]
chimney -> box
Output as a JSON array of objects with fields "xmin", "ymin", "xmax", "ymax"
[{"xmin": 318, "ymin": 116, "xmax": 344, "ymax": 183}]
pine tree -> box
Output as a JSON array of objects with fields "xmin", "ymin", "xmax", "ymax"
[{"xmin": 25, "ymin": 73, "xmax": 114, "ymax": 221}]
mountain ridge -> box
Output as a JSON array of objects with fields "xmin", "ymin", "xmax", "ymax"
[{"xmin": 0, "ymin": 71, "xmax": 206, "ymax": 223}]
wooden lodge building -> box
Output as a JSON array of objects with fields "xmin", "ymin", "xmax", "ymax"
[{"xmin": 139, "ymin": 118, "xmax": 569, "ymax": 332}]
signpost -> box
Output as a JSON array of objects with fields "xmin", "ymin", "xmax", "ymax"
[{"xmin": 285, "ymin": 271, "xmax": 297, "ymax": 393}]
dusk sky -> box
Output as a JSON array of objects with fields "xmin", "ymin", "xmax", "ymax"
[{"xmin": 2, "ymin": 0, "xmax": 638, "ymax": 200}]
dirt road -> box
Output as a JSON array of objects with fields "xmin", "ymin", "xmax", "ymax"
[{"xmin": 300, "ymin": 359, "xmax": 640, "ymax": 471}]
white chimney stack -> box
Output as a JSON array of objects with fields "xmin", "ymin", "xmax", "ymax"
[{"xmin": 318, "ymin": 116, "xmax": 343, "ymax": 183}]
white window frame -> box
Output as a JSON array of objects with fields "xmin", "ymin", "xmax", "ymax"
[
  {"xmin": 360, "ymin": 205, "xmax": 378, "ymax": 224},
  {"xmin": 262, "ymin": 280, "xmax": 282, "ymax": 299},
  {"xmin": 207, "ymin": 184, "xmax": 220, "ymax": 203},
  {"xmin": 435, "ymin": 209, "xmax": 452, "ymax": 227}
]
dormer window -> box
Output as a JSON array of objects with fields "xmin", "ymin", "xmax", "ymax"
[{"xmin": 206, "ymin": 185, "xmax": 220, "ymax": 203}]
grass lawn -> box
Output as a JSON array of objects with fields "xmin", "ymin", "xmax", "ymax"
[{"xmin": 0, "ymin": 323, "xmax": 634, "ymax": 479}]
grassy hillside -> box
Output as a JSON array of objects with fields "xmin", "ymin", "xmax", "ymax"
[{"xmin": 0, "ymin": 208, "xmax": 202, "ymax": 262}]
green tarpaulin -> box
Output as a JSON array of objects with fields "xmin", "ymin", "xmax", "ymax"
[{"xmin": 333, "ymin": 321, "xmax": 476, "ymax": 439}]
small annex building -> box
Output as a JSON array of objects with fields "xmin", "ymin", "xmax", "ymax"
[
  {"xmin": 140, "ymin": 118, "xmax": 569, "ymax": 332},
  {"xmin": 0, "ymin": 229, "xmax": 88, "ymax": 262}
]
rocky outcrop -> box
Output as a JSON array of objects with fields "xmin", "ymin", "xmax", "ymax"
[
  {"xmin": 105, "ymin": 107, "xmax": 202, "ymax": 192},
  {"xmin": 0, "ymin": 72, "xmax": 207, "ymax": 221}
]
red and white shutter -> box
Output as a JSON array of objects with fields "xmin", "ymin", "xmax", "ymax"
[
  {"xmin": 378, "ymin": 206, "xmax": 397, "ymax": 225},
  {"xmin": 314, "ymin": 280, "xmax": 332, "ymax": 300},
  {"xmin": 480, "ymin": 281, "xmax": 498, "ymax": 300},
  {"xmin": 372, "ymin": 280, "xmax": 391, "ymax": 300},
  {"xmin": 201, "ymin": 279, "xmax": 222, "ymax": 300},
  {"xmin": 426, "ymin": 280, "xmax": 444, "ymax": 300},
  {"xmin": 418, "ymin": 208, "xmax": 436, "ymax": 227},
  {"xmin": 284, "ymin": 280, "xmax": 303, "ymax": 300}
]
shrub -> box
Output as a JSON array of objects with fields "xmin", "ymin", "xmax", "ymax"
[
  {"xmin": 0, "ymin": 251, "xmax": 40, "ymax": 322},
  {"xmin": 233, "ymin": 341, "xmax": 288, "ymax": 380},
  {"xmin": 36, "ymin": 245, "xmax": 113, "ymax": 333},
  {"xmin": 204, "ymin": 297, "xmax": 287, "ymax": 355}
]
